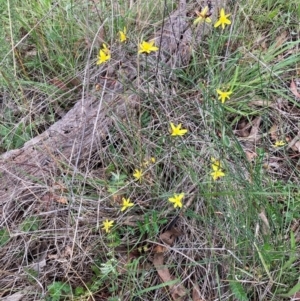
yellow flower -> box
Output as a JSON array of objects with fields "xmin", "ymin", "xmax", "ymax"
[
  {"xmin": 210, "ymin": 157, "xmax": 225, "ymax": 180},
  {"xmin": 274, "ymin": 140, "xmax": 286, "ymax": 147},
  {"xmin": 121, "ymin": 197, "xmax": 134, "ymax": 212},
  {"xmin": 143, "ymin": 157, "xmax": 156, "ymax": 167},
  {"xmin": 211, "ymin": 169, "xmax": 225, "ymax": 181},
  {"xmin": 102, "ymin": 219, "xmax": 114, "ymax": 233},
  {"xmin": 119, "ymin": 27, "xmax": 127, "ymax": 42},
  {"xmin": 170, "ymin": 122, "xmax": 188, "ymax": 136},
  {"xmin": 133, "ymin": 169, "xmax": 143, "ymax": 181},
  {"xmin": 216, "ymin": 89, "xmax": 232, "ymax": 104},
  {"xmin": 214, "ymin": 8, "xmax": 231, "ymax": 29},
  {"xmin": 97, "ymin": 44, "xmax": 111, "ymax": 65},
  {"xmin": 168, "ymin": 193, "xmax": 184, "ymax": 209},
  {"xmin": 211, "ymin": 157, "xmax": 222, "ymax": 171},
  {"xmin": 194, "ymin": 6, "xmax": 212, "ymax": 25},
  {"xmin": 138, "ymin": 40, "xmax": 159, "ymax": 54}
]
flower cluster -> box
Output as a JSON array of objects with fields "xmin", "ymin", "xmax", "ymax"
[
  {"xmin": 97, "ymin": 27, "xmax": 159, "ymax": 66},
  {"xmin": 102, "ymin": 196, "xmax": 134, "ymax": 233},
  {"xmin": 100, "ymin": 7, "xmax": 234, "ymax": 233},
  {"xmin": 132, "ymin": 157, "xmax": 156, "ymax": 183},
  {"xmin": 210, "ymin": 157, "xmax": 225, "ymax": 181},
  {"xmin": 97, "ymin": 7, "xmax": 231, "ymax": 67},
  {"xmin": 194, "ymin": 7, "xmax": 231, "ymax": 29}
]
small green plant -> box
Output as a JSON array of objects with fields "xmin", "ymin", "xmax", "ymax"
[
  {"xmin": 0, "ymin": 122, "xmax": 33, "ymax": 151},
  {"xmin": 88, "ymin": 255, "xmax": 120, "ymax": 296},
  {"xmin": 21, "ymin": 216, "xmax": 40, "ymax": 232},
  {"xmin": 137, "ymin": 210, "xmax": 167, "ymax": 237},
  {"xmin": 46, "ymin": 281, "xmax": 72, "ymax": 301},
  {"xmin": 230, "ymin": 281, "xmax": 249, "ymax": 301},
  {"xmin": 107, "ymin": 172, "xmax": 128, "ymax": 194},
  {"xmin": 24, "ymin": 267, "xmax": 39, "ymax": 284},
  {"xmin": 0, "ymin": 228, "xmax": 10, "ymax": 247}
]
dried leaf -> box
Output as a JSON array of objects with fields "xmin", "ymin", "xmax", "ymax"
[
  {"xmin": 269, "ymin": 124, "xmax": 279, "ymax": 141},
  {"xmin": 62, "ymin": 245, "xmax": 72, "ymax": 257},
  {"xmin": 53, "ymin": 181, "xmax": 67, "ymax": 192},
  {"xmin": 56, "ymin": 196, "xmax": 68, "ymax": 204},
  {"xmin": 49, "ymin": 77, "xmax": 68, "ymax": 92},
  {"xmin": 40, "ymin": 192, "xmax": 53, "ymax": 202},
  {"xmin": 292, "ymin": 141, "xmax": 300, "ymax": 152},
  {"xmin": 192, "ymin": 283, "xmax": 205, "ymax": 301},
  {"xmin": 275, "ymin": 30, "xmax": 287, "ymax": 48},
  {"xmin": 290, "ymin": 79, "xmax": 300, "ymax": 98},
  {"xmin": 245, "ymin": 150, "xmax": 257, "ymax": 162},
  {"xmin": 30, "ymin": 259, "xmax": 47, "ymax": 272},
  {"xmin": 249, "ymin": 116, "xmax": 261, "ymax": 137},
  {"xmin": 292, "ymin": 291, "xmax": 300, "ymax": 300},
  {"xmin": 288, "ymin": 133, "xmax": 300, "ymax": 152},
  {"xmin": 153, "ymin": 252, "xmax": 186, "ymax": 301},
  {"xmin": 234, "ymin": 117, "xmax": 261, "ymax": 140},
  {"xmin": 117, "ymin": 254, "xmax": 152, "ymax": 274},
  {"xmin": 160, "ymin": 227, "xmax": 182, "ymax": 246},
  {"xmin": 153, "ymin": 245, "xmax": 167, "ymax": 253},
  {"xmin": 258, "ymin": 210, "xmax": 270, "ymax": 235},
  {"xmin": 249, "ymin": 100, "xmax": 273, "ymax": 107},
  {"xmin": 25, "ymin": 49, "xmax": 37, "ymax": 57}
]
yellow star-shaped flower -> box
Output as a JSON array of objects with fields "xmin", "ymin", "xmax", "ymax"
[
  {"xmin": 214, "ymin": 8, "xmax": 231, "ymax": 29},
  {"xmin": 210, "ymin": 157, "xmax": 225, "ymax": 180},
  {"xmin": 133, "ymin": 169, "xmax": 143, "ymax": 181},
  {"xmin": 97, "ymin": 44, "xmax": 111, "ymax": 65},
  {"xmin": 194, "ymin": 6, "xmax": 212, "ymax": 25},
  {"xmin": 119, "ymin": 27, "xmax": 127, "ymax": 42},
  {"xmin": 216, "ymin": 89, "xmax": 232, "ymax": 104},
  {"xmin": 102, "ymin": 219, "xmax": 114, "ymax": 233},
  {"xmin": 211, "ymin": 157, "xmax": 222, "ymax": 171},
  {"xmin": 168, "ymin": 193, "xmax": 184, "ymax": 209},
  {"xmin": 274, "ymin": 140, "xmax": 286, "ymax": 147},
  {"xmin": 170, "ymin": 123, "xmax": 188, "ymax": 136},
  {"xmin": 211, "ymin": 169, "xmax": 225, "ymax": 181},
  {"xmin": 138, "ymin": 40, "xmax": 159, "ymax": 54},
  {"xmin": 121, "ymin": 197, "xmax": 134, "ymax": 212}
]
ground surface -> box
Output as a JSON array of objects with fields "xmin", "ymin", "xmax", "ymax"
[{"xmin": 1, "ymin": 0, "xmax": 300, "ymax": 300}]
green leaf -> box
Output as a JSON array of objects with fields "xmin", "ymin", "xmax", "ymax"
[
  {"xmin": 222, "ymin": 134, "xmax": 231, "ymax": 147},
  {"xmin": 0, "ymin": 228, "xmax": 10, "ymax": 246},
  {"xmin": 230, "ymin": 281, "xmax": 248, "ymax": 301},
  {"xmin": 282, "ymin": 231, "xmax": 297, "ymax": 271},
  {"xmin": 136, "ymin": 279, "xmax": 179, "ymax": 295},
  {"xmin": 279, "ymin": 282, "xmax": 300, "ymax": 297}
]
